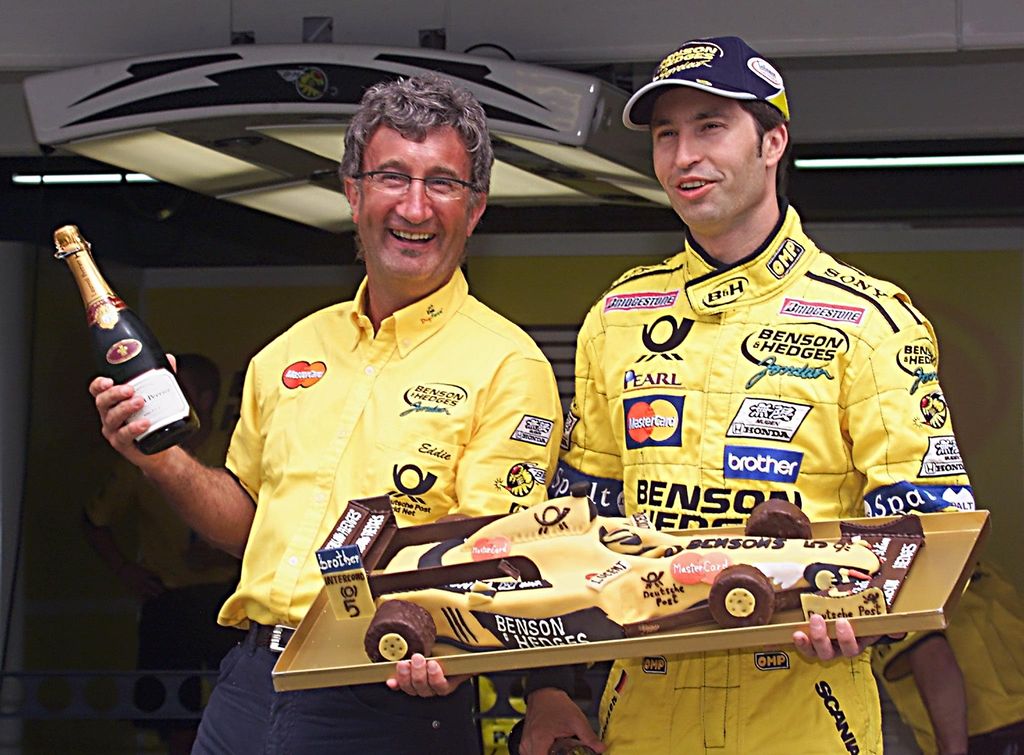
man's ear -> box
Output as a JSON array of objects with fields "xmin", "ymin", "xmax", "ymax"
[
  {"xmin": 465, "ymin": 193, "xmax": 488, "ymax": 237},
  {"xmin": 343, "ymin": 176, "xmax": 361, "ymax": 225},
  {"xmin": 763, "ymin": 124, "xmax": 788, "ymax": 169}
]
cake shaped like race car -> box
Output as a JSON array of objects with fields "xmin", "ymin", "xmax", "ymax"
[{"xmin": 315, "ymin": 486, "xmax": 924, "ymax": 663}]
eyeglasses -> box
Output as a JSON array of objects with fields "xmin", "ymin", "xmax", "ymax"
[{"xmin": 354, "ymin": 170, "xmax": 479, "ymax": 200}]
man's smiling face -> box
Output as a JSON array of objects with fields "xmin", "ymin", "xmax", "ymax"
[
  {"xmin": 345, "ymin": 125, "xmax": 486, "ymax": 304},
  {"xmin": 650, "ymin": 87, "xmax": 785, "ymax": 252}
]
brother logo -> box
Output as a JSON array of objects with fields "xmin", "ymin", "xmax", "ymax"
[{"xmin": 723, "ymin": 445, "xmax": 803, "ymax": 483}]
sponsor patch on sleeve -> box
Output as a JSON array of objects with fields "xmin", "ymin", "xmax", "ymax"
[
  {"xmin": 918, "ymin": 435, "xmax": 966, "ymax": 478},
  {"xmin": 510, "ymin": 414, "xmax": 555, "ymax": 446},
  {"xmin": 864, "ymin": 482, "xmax": 974, "ymax": 516}
]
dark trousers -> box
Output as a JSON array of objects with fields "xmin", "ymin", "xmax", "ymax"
[{"xmin": 193, "ymin": 626, "xmax": 481, "ymax": 754}]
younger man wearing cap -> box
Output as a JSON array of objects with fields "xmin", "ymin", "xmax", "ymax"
[{"xmin": 521, "ymin": 36, "xmax": 973, "ymax": 754}]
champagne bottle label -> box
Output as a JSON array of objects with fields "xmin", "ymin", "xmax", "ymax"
[
  {"xmin": 106, "ymin": 338, "xmax": 143, "ymax": 365},
  {"xmin": 128, "ymin": 368, "xmax": 191, "ymax": 439},
  {"xmin": 86, "ymin": 297, "xmax": 127, "ymax": 329}
]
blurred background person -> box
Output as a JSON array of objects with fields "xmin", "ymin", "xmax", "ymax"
[
  {"xmin": 874, "ymin": 559, "xmax": 1024, "ymax": 755},
  {"xmin": 82, "ymin": 353, "xmax": 239, "ymax": 755}
]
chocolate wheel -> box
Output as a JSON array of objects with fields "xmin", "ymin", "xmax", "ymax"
[
  {"xmin": 364, "ymin": 599, "xmax": 436, "ymax": 662},
  {"xmin": 745, "ymin": 498, "xmax": 812, "ymax": 539},
  {"xmin": 709, "ymin": 564, "xmax": 775, "ymax": 628}
]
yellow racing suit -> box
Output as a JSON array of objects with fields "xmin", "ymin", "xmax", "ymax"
[{"xmin": 551, "ymin": 205, "xmax": 974, "ymax": 754}]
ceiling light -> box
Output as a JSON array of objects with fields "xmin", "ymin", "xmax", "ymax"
[{"xmin": 795, "ymin": 154, "xmax": 1024, "ymax": 169}]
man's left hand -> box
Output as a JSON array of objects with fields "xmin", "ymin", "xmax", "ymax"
[
  {"xmin": 386, "ymin": 653, "xmax": 469, "ymax": 697},
  {"xmin": 793, "ymin": 614, "xmax": 873, "ymax": 660}
]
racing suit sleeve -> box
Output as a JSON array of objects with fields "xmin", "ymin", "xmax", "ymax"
[
  {"xmin": 449, "ymin": 353, "xmax": 562, "ymax": 518},
  {"xmin": 549, "ymin": 304, "xmax": 625, "ymax": 516},
  {"xmin": 844, "ymin": 302, "xmax": 974, "ymax": 517}
]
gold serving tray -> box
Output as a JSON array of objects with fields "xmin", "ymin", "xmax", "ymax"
[{"xmin": 273, "ymin": 509, "xmax": 988, "ymax": 691}]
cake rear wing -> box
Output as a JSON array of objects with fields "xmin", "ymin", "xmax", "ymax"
[{"xmin": 316, "ymin": 496, "xmax": 398, "ymax": 621}]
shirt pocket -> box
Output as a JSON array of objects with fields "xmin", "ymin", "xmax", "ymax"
[{"xmin": 374, "ymin": 432, "xmax": 465, "ymax": 525}]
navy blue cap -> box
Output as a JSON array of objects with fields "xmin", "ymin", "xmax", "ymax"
[{"xmin": 623, "ymin": 36, "xmax": 789, "ymax": 129}]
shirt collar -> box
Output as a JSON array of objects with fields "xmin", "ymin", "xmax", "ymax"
[
  {"xmin": 343, "ymin": 268, "xmax": 468, "ymax": 355},
  {"xmin": 683, "ymin": 203, "xmax": 818, "ymax": 315}
]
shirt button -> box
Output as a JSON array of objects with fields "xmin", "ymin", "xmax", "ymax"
[
  {"xmin": 402, "ymin": 339, "xmax": 410, "ymax": 348},
  {"xmin": 431, "ymin": 720, "xmax": 440, "ymax": 730},
  {"xmin": 364, "ymin": 365, "xmax": 375, "ymax": 376},
  {"xmin": 288, "ymin": 556, "xmax": 298, "ymax": 566}
]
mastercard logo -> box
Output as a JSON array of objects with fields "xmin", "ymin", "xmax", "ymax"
[
  {"xmin": 282, "ymin": 360, "xmax": 327, "ymax": 389},
  {"xmin": 623, "ymin": 394, "xmax": 684, "ymax": 449},
  {"xmin": 670, "ymin": 551, "xmax": 732, "ymax": 585}
]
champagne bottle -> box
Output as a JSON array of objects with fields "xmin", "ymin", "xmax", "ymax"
[{"xmin": 53, "ymin": 224, "xmax": 199, "ymax": 455}]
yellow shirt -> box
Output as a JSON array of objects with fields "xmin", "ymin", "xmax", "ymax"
[
  {"xmin": 86, "ymin": 435, "xmax": 239, "ymax": 589},
  {"xmin": 221, "ymin": 269, "xmax": 562, "ymax": 628},
  {"xmin": 873, "ymin": 560, "xmax": 1024, "ymax": 753}
]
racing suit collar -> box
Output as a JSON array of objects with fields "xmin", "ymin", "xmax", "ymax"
[
  {"xmin": 683, "ymin": 203, "xmax": 818, "ymax": 316},
  {"xmin": 345, "ymin": 268, "xmax": 468, "ymax": 356}
]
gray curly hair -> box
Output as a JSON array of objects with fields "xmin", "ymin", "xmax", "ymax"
[{"xmin": 339, "ymin": 72, "xmax": 494, "ymax": 195}]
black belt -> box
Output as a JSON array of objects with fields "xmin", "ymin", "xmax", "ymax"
[{"xmin": 251, "ymin": 623, "xmax": 296, "ymax": 653}]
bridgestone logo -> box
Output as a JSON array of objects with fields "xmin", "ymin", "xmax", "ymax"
[
  {"xmin": 604, "ymin": 290, "xmax": 679, "ymax": 312},
  {"xmin": 779, "ymin": 298, "xmax": 865, "ymax": 325}
]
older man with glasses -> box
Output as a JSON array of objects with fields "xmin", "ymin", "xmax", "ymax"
[{"xmin": 89, "ymin": 72, "xmax": 562, "ymax": 754}]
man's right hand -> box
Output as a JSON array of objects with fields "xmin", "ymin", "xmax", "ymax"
[
  {"xmin": 520, "ymin": 688, "xmax": 605, "ymax": 755},
  {"xmin": 89, "ymin": 376, "xmax": 155, "ymax": 466}
]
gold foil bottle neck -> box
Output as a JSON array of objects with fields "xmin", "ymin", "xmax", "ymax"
[{"xmin": 53, "ymin": 224, "xmax": 90, "ymax": 259}]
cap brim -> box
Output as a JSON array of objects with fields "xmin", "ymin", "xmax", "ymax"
[{"xmin": 622, "ymin": 79, "xmax": 758, "ymax": 130}]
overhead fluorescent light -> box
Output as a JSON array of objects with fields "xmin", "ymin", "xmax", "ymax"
[
  {"xmin": 12, "ymin": 172, "xmax": 158, "ymax": 185},
  {"xmin": 64, "ymin": 130, "xmax": 281, "ymax": 194},
  {"xmin": 221, "ymin": 182, "xmax": 352, "ymax": 232},
  {"xmin": 22, "ymin": 45, "xmax": 661, "ymax": 233},
  {"xmin": 796, "ymin": 154, "xmax": 1024, "ymax": 169}
]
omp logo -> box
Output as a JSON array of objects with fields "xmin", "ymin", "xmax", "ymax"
[
  {"xmin": 815, "ymin": 680, "xmax": 861, "ymax": 754},
  {"xmin": 701, "ymin": 276, "xmax": 747, "ymax": 309},
  {"xmin": 639, "ymin": 315, "xmax": 693, "ymax": 361},
  {"xmin": 766, "ymin": 238, "xmax": 804, "ymax": 279},
  {"xmin": 779, "ymin": 297, "xmax": 865, "ymax": 326},
  {"xmin": 390, "ymin": 463, "xmax": 437, "ymax": 503},
  {"xmin": 724, "ymin": 445, "xmax": 803, "ymax": 483},
  {"xmin": 282, "ymin": 360, "xmax": 327, "ymax": 388},
  {"xmin": 656, "ymin": 41, "xmax": 723, "ymax": 79},
  {"xmin": 727, "ymin": 398, "xmax": 811, "ymax": 442},
  {"xmin": 754, "ymin": 651, "xmax": 790, "ymax": 671},
  {"xmin": 603, "ymin": 290, "xmax": 679, "ymax": 312},
  {"xmin": 642, "ymin": 656, "xmax": 668, "ymax": 674},
  {"xmin": 624, "ymin": 395, "xmax": 684, "ymax": 449}
]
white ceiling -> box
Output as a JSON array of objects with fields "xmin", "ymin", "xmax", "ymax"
[{"xmin": 2, "ymin": 0, "xmax": 1023, "ymax": 155}]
